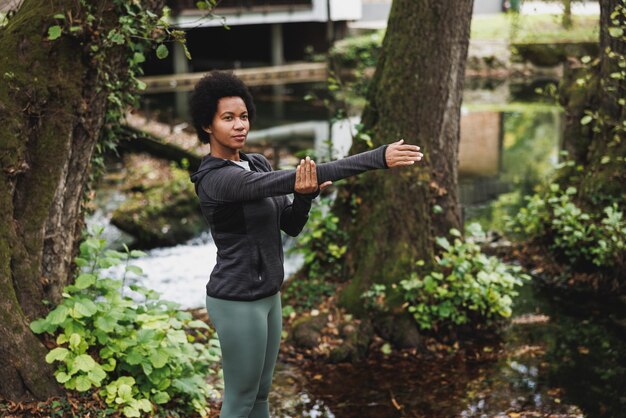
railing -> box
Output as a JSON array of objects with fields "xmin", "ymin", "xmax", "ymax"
[{"xmin": 169, "ymin": 0, "xmax": 314, "ymax": 14}]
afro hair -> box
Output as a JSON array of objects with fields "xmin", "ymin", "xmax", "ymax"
[{"xmin": 190, "ymin": 71, "xmax": 256, "ymax": 144}]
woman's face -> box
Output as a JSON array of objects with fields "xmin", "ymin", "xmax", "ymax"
[{"xmin": 206, "ymin": 96, "xmax": 250, "ymax": 153}]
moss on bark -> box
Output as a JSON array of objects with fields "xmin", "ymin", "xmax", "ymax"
[{"xmin": 336, "ymin": 0, "xmax": 473, "ymax": 316}]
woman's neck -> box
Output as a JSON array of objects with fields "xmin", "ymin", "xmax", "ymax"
[{"xmin": 210, "ymin": 145, "xmax": 240, "ymax": 161}]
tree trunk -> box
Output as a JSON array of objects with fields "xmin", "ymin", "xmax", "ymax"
[
  {"xmin": 559, "ymin": 0, "xmax": 626, "ymax": 211},
  {"xmin": 0, "ymin": 0, "xmax": 162, "ymax": 401},
  {"xmin": 562, "ymin": 0, "xmax": 573, "ymax": 29},
  {"xmin": 338, "ymin": 0, "xmax": 474, "ymax": 312}
]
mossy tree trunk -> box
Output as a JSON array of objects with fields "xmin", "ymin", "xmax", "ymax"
[
  {"xmin": 338, "ymin": 0, "xmax": 474, "ymax": 312},
  {"xmin": 0, "ymin": 0, "xmax": 162, "ymax": 401},
  {"xmin": 559, "ymin": 0, "xmax": 626, "ymax": 211},
  {"xmin": 562, "ymin": 0, "xmax": 573, "ymax": 29}
]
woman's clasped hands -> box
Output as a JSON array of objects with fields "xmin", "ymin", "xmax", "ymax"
[{"xmin": 294, "ymin": 156, "xmax": 332, "ymax": 194}]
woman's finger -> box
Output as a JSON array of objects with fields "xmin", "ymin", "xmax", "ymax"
[
  {"xmin": 305, "ymin": 156, "xmax": 312, "ymax": 188},
  {"xmin": 320, "ymin": 181, "xmax": 332, "ymax": 190},
  {"xmin": 310, "ymin": 160, "xmax": 318, "ymax": 188},
  {"xmin": 390, "ymin": 160, "xmax": 415, "ymax": 167},
  {"xmin": 395, "ymin": 145, "xmax": 421, "ymax": 151},
  {"xmin": 295, "ymin": 162, "xmax": 303, "ymax": 190}
]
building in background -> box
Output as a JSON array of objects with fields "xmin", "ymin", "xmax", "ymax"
[{"xmin": 147, "ymin": 0, "xmax": 361, "ymax": 75}]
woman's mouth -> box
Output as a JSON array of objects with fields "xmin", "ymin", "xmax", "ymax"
[{"xmin": 233, "ymin": 134, "xmax": 246, "ymax": 141}]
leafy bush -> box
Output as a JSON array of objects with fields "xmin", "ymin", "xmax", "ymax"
[
  {"xmin": 506, "ymin": 183, "xmax": 626, "ymax": 267},
  {"xmin": 362, "ymin": 224, "xmax": 529, "ymax": 331},
  {"xmin": 283, "ymin": 197, "xmax": 344, "ymax": 312},
  {"xmin": 328, "ymin": 30, "xmax": 383, "ymax": 69},
  {"xmin": 289, "ymin": 196, "xmax": 347, "ymax": 282},
  {"xmin": 30, "ymin": 226, "xmax": 221, "ymax": 417}
]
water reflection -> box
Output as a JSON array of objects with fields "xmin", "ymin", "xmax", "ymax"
[{"xmin": 296, "ymin": 283, "xmax": 625, "ymax": 417}]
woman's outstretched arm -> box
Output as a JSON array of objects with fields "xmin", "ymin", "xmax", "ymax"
[{"xmin": 196, "ymin": 141, "xmax": 422, "ymax": 204}]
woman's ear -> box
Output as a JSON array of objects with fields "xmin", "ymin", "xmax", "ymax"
[{"xmin": 203, "ymin": 126, "xmax": 212, "ymax": 135}]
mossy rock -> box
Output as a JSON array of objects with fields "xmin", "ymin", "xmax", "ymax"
[
  {"xmin": 512, "ymin": 42, "xmax": 599, "ymax": 67},
  {"xmin": 290, "ymin": 315, "xmax": 327, "ymax": 349},
  {"xmin": 328, "ymin": 319, "xmax": 373, "ymax": 364},
  {"xmin": 372, "ymin": 313, "xmax": 422, "ymax": 349},
  {"xmin": 111, "ymin": 155, "xmax": 205, "ymax": 248}
]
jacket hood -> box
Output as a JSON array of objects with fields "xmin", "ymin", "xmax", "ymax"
[{"xmin": 190, "ymin": 152, "xmax": 255, "ymax": 185}]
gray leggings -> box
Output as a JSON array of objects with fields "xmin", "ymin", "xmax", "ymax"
[{"xmin": 205, "ymin": 292, "xmax": 282, "ymax": 418}]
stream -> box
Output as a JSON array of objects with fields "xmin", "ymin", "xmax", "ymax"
[{"xmin": 87, "ymin": 80, "xmax": 626, "ymax": 417}]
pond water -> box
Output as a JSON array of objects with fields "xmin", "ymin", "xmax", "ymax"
[{"xmin": 87, "ymin": 79, "xmax": 625, "ymax": 417}]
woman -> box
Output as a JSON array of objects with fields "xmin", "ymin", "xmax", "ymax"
[{"xmin": 189, "ymin": 71, "xmax": 422, "ymax": 418}]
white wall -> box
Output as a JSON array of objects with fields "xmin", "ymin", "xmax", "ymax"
[
  {"xmin": 473, "ymin": 0, "xmax": 503, "ymax": 15},
  {"xmin": 330, "ymin": 0, "xmax": 362, "ymax": 21},
  {"xmin": 173, "ymin": 0, "xmax": 362, "ymax": 29}
]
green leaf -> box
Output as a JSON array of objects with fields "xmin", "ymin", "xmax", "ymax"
[
  {"xmin": 156, "ymin": 44, "xmax": 169, "ymax": 59},
  {"xmin": 380, "ymin": 343, "xmax": 391, "ymax": 355},
  {"xmin": 75, "ymin": 375, "xmax": 92, "ymax": 392},
  {"xmin": 125, "ymin": 350, "xmax": 143, "ymax": 365},
  {"xmin": 30, "ymin": 318, "xmax": 50, "ymax": 334},
  {"xmin": 183, "ymin": 44, "xmax": 192, "ymax": 60},
  {"xmin": 48, "ymin": 305, "xmax": 69, "ymax": 325},
  {"xmin": 55, "ymin": 371, "xmax": 71, "ymax": 383},
  {"xmin": 137, "ymin": 399, "xmax": 152, "ymax": 412},
  {"xmin": 46, "ymin": 347, "xmax": 69, "ymax": 363},
  {"xmin": 75, "ymin": 273, "xmax": 96, "ymax": 289},
  {"xmin": 73, "ymin": 299, "xmax": 98, "ymax": 317},
  {"xmin": 581, "ymin": 115, "xmax": 593, "ymax": 125},
  {"xmin": 123, "ymin": 406, "xmax": 140, "ymax": 417},
  {"xmin": 608, "ymin": 27, "xmax": 624, "ymax": 38},
  {"xmin": 69, "ymin": 333, "xmax": 82, "ymax": 350},
  {"xmin": 188, "ymin": 320, "xmax": 210, "ymax": 329},
  {"xmin": 87, "ymin": 366, "xmax": 107, "ymax": 384},
  {"xmin": 74, "ymin": 354, "xmax": 96, "ymax": 372},
  {"xmin": 153, "ymin": 391, "xmax": 170, "ymax": 404},
  {"xmin": 53, "ymin": 14, "xmax": 66, "ymax": 19},
  {"xmin": 95, "ymin": 314, "xmax": 117, "ymax": 333},
  {"xmin": 601, "ymin": 156, "xmax": 611, "ymax": 164},
  {"xmin": 133, "ymin": 52, "xmax": 145, "ymax": 64},
  {"xmin": 125, "ymin": 265, "xmax": 143, "ymax": 275},
  {"xmin": 149, "ymin": 350, "xmax": 169, "ymax": 368},
  {"xmin": 48, "ymin": 25, "xmax": 62, "ymax": 40},
  {"xmin": 435, "ymin": 237, "xmax": 451, "ymax": 251},
  {"xmin": 117, "ymin": 383, "xmax": 133, "ymax": 402},
  {"xmin": 130, "ymin": 249, "xmax": 147, "ymax": 258}
]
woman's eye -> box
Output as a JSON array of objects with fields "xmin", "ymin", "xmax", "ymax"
[
  {"xmin": 241, "ymin": 115, "xmax": 248, "ymax": 120},
  {"xmin": 223, "ymin": 116, "xmax": 232, "ymax": 121}
]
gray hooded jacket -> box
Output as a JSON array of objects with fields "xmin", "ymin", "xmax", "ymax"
[{"xmin": 190, "ymin": 145, "xmax": 388, "ymax": 301}]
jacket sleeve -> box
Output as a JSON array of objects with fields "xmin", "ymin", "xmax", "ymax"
[
  {"xmin": 198, "ymin": 145, "xmax": 388, "ymax": 204},
  {"xmin": 278, "ymin": 191, "xmax": 319, "ymax": 237}
]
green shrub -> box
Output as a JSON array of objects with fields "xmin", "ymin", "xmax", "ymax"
[
  {"xmin": 362, "ymin": 223, "xmax": 529, "ymax": 331},
  {"xmin": 506, "ymin": 183, "xmax": 626, "ymax": 267},
  {"xmin": 289, "ymin": 196, "xmax": 347, "ymax": 282},
  {"xmin": 30, "ymin": 226, "xmax": 221, "ymax": 417},
  {"xmin": 328, "ymin": 30, "xmax": 383, "ymax": 69},
  {"xmin": 283, "ymin": 197, "xmax": 344, "ymax": 312}
]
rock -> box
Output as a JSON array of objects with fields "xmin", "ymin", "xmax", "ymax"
[
  {"xmin": 372, "ymin": 314, "xmax": 422, "ymax": 349},
  {"xmin": 329, "ymin": 319, "xmax": 373, "ymax": 364},
  {"xmin": 110, "ymin": 154, "xmax": 205, "ymax": 249},
  {"xmin": 290, "ymin": 315, "xmax": 327, "ymax": 349}
]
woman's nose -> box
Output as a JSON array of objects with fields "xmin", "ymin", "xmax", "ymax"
[{"xmin": 234, "ymin": 118, "xmax": 245, "ymax": 130}]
